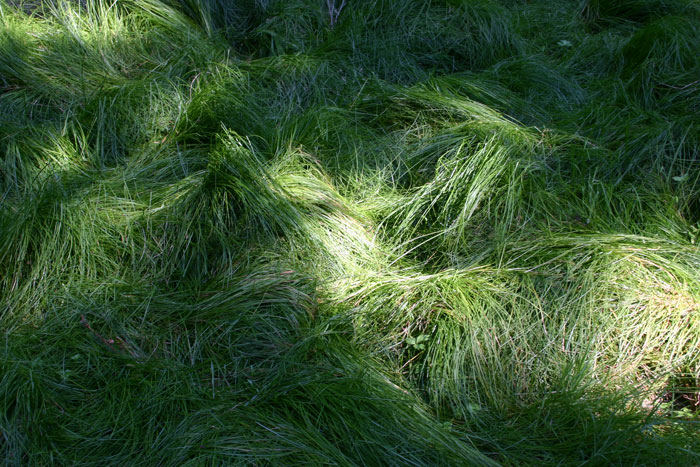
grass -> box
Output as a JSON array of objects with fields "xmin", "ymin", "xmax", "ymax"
[{"xmin": 1, "ymin": 0, "xmax": 699, "ymax": 463}]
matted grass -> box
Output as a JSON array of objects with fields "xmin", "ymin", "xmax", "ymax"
[{"xmin": 1, "ymin": 0, "xmax": 699, "ymax": 464}]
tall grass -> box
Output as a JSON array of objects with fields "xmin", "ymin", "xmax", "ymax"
[{"xmin": 1, "ymin": 0, "xmax": 699, "ymax": 463}]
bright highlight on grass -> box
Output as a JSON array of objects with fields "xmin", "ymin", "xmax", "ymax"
[{"xmin": 1, "ymin": 0, "xmax": 699, "ymax": 463}]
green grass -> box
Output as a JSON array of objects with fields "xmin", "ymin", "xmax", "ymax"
[{"xmin": 1, "ymin": 0, "xmax": 699, "ymax": 464}]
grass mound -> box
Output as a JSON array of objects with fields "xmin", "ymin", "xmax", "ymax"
[{"xmin": 1, "ymin": 0, "xmax": 699, "ymax": 464}]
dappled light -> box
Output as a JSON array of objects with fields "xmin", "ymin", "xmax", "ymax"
[{"xmin": 1, "ymin": 0, "xmax": 699, "ymax": 463}]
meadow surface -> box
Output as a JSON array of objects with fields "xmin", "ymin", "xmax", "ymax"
[{"xmin": 1, "ymin": 0, "xmax": 699, "ymax": 464}]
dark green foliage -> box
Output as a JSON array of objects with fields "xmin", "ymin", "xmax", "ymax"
[
  {"xmin": 621, "ymin": 15, "xmax": 700, "ymax": 105},
  {"xmin": 583, "ymin": 0, "xmax": 698, "ymax": 26}
]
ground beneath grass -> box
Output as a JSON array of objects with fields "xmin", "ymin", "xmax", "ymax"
[{"xmin": 1, "ymin": 0, "xmax": 699, "ymax": 464}]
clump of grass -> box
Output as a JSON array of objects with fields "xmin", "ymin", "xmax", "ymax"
[
  {"xmin": 582, "ymin": 0, "xmax": 697, "ymax": 26},
  {"xmin": 622, "ymin": 15, "xmax": 700, "ymax": 105},
  {"xmin": 388, "ymin": 134, "xmax": 538, "ymax": 264}
]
